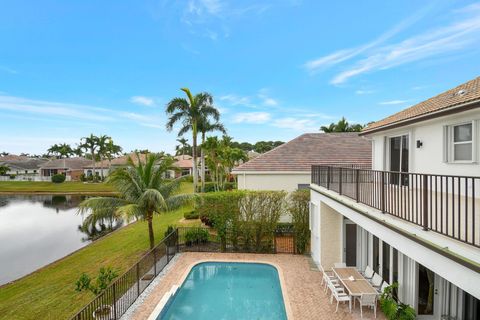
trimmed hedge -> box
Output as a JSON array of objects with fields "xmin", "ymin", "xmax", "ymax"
[
  {"xmin": 184, "ymin": 210, "xmax": 200, "ymax": 220},
  {"xmin": 203, "ymin": 181, "xmax": 236, "ymax": 193},
  {"xmin": 51, "ymin": 174, "xmax": 66, "ymax": 183},
  {"xmin": 288, "ymin": 189, "xmax": 310, "ymax": 254},
  {"xmin": 184, "ymin": 228, "xmax": 209, "ymax": 246}
]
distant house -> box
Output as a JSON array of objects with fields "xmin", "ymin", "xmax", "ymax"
[
  {"xmin": 0, "ymin": 158, "xmax": 48, "ymax": 181},
  {"xmin": 232, "ymin": 133, "xmax": 372, "ymax": 192},
  {"xmin": 40, "ymin": 157, "xmax": 92, "ymax": 181},
  {"xmin": 172, "ymin": 155, "xmax": 194, "ymax": 178},
  {"xmin": 83, "ymin": 153, "xmax": 148, "ymax": 178}
]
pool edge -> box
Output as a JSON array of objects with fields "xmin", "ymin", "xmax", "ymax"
[{"xmin": 149, "ymin": 258, "xmax": 293, "ymax": 320}]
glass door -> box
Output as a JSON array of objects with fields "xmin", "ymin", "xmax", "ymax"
[
  {"xmin": 389, "ymin": 135, "xmax": 409, "ymax": 186},
  {"xmin": 417, "ymin": 264, "xmax": 440, "ymax": 319}
]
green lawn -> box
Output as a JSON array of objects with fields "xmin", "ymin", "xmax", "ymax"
[
  {"xmin": 0, "ymin": 181, "xmax": 115, "ymax": 193},
  {"xmin": 0, "ymin": 181, "xmax": 196, "ymax": 320},
  {"xmin": 0, "ymin": 207, "xmax": 199, "ymax": 320}
]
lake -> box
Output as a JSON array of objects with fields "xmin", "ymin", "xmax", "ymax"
[{"xmin": 0, "ymin": 194, "xmax": 122, "ymax": 286}]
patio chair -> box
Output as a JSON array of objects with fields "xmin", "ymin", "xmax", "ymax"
[
  {"xmin": 330, "ymin": 283, "xmax": 351, "ymax": 313},
  {"xmin": 334, "ymin": 262, "xmax": 347, "ymax": 268},
  {"xmin": 326, "ymin": 278, "xmax": 346, "ymax": 304},
  {"xmin": 355, "ymin": 293, "xmax": 377, "ymax": 318},
  {"xmin": 370, "ymin": 273, "xmax": 383, "ymax": 288},
  {"xmin": 363, "ymin": 266, "xmax": 374, "ymax": 279},
  {"xmin": 376, "ymin": 281, "xmax": 389, "ymax": 295},
  {"xmin": 319, "ymin": 264, "xmax": 337, "ymax": 287}
]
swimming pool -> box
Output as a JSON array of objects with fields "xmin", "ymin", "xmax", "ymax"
[{"xmin": 157, "ymin": 262, "xmax": 288, "ymax": 320}]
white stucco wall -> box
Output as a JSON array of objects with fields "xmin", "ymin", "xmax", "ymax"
[
  {"xmin": 367, "ymin": 108, "xmax": 480, "ymax": 175},
  {"xmin": 235, "ymin": 172, "xmax": 311, "ymax": 192}
]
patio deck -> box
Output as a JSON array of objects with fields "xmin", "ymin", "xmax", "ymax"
[{"xmin": 126, "ymin": 252, "xmax": 384, "ymax": 320}]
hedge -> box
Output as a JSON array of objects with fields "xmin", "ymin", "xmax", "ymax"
[{"xmin": 51, "ymin": 174, "xmax": 66, "ymax": 183}]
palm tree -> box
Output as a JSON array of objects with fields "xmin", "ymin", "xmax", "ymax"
[
  {"xmin": 320, "ymin": 117, "xmax": 364, "ymax": 132},
  {"xmin": 78, "ymin": 153, "xmax": 192, "ymax": 249},
  {"xmin": 96, "ymin": 135, "xmax": 112, "ymax": 180},
  {"xmin": 175, "ymin": 138, "xmax": 191, "ymax": 157},
  {"xmin": 80, "ymin": 134, "xmax": 99, "ymax": 181},
  {"xmin": 166, "ymin": 88, "xmax": 220, "ymax": 192},
  {"xmin": 198, "ymin": 117, "xmax": 226, "ymax": 192},
  {"xmin": 47, "ymin": 143, "xmax": 74, "ymax": 158},
  {"xmin": 104, "ymin": 139, "xmax": 123, "ymax": 172}
]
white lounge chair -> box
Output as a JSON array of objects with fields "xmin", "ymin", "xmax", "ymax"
[
  {"xmin": 334, "ymin": 262, "xmax": 347, "ymax": 268},
  {"xmin": 355, "ymin": 293, "xmax": 377, "ymax": 318},
  {"xmin": 329, "ymin": 282, "xmax": 351, "ymax": 313},
  {"xmin": 371, "ymin": 273, "xmax": 383, "ymax": 288}
]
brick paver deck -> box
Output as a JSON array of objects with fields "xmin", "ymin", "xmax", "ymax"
[{"xmin": 129, "ymin": 252, "xmax": 383, "ymax": 320}]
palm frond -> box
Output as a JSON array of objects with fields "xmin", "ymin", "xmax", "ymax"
[
  {"xmin": 165, "ymin": 193, "xmax": 195, "ymax": 211},
  {"xmin": 77, "ymin": 197, "xmax": 129, "ymax": 216},
  {"xmin": 116, "ymin": 204, "xmax": 143, "ymax": 221},
  {"xmin": 139, "ymin": 189, "xmax": 168, "ymax": 213}
]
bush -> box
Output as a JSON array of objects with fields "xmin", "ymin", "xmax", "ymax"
[
  {"xmin": 203, "ymin": 181, "xmax": 236, "ymax": 192},
  {"xmin": 195, "ymin": 190, "xmax": 286, "ymax": 252},
  {"xmin": 51, "ymin": 174, "xmax": 66, "ymax": 183},
  {"xmin": 9, "ymin": 174, "xmax": 16, "ymax": 180},
  {"xmin": 164, "ymin": 225, "xmax": 177, "ymax": 246},
  {"xmin": 184, "ymin": 210, "xmax": 199, "ymax": 220},
  {"xmin": 75, "ymin": 266, "xmax": 118, "ymax": 296},
  {"xmin": 288, "ymin": 189, "xmax": 310, "ymax": 254},
  {"xmin": 184, "ymin": 228, "xmax": 209, "ymax": 246},
  {"xmin": 80, "ymin": 173, "xmax": 86, "ymax": 182},
  {"xmin": 380, "ymin": 283, "xmax": 416, "ymax": 320}
]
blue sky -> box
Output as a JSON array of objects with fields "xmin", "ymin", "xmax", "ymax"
[{"xmin": 1, "ymin": 0, "xmax": 480, "ymax": 155}]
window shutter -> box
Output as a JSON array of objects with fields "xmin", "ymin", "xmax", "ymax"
[{"xmin": 443, "ymin": 125, "xmax": 448, "ymax": 163}]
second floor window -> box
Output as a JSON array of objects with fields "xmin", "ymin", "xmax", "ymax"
[{"xmin": 449, "ymin": 122, "xmax": 474, "ymax": 162}]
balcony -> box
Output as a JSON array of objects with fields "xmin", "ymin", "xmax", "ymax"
[{"xmin": 311, "ymin": 166, "xmax": 480, "ymax": 248}]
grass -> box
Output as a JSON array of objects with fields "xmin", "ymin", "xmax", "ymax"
[
  {"xmin": 0, "ymin": 181, "xmax": 115, "ymax": 193},
  {"xmin": 0, "ymin": 182, "xmax": 197, "ymax": 320}
]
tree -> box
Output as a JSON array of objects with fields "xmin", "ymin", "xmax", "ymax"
[
  {"xmin": 166, "ymin": 88, "xmax": 220, "ymax": 192},
  {"xmin": 198, "ymin": 117, "xmax": 226, "ymax": 192},
  {"xmin": 202, "ymin": 136, "xmax": 247, "ymax": 191},
  {"xmin": 78, "ymin": 153, "xmax": 193, "ymax": 249},
  {"xmin": 80, "ymin": 134, "xmax": 100, "ymax": 181},
  {"xmin": 320, "ymin": 117, "xmax": 364, "ymax": 132},
  {"xmin": 0, "ymin": 152, "xmax": 9, "ymax": 157},
  {"xmin": 96, "ymin": 135, "xmax": 112, "ymax": 180},
  {"xmin": 47, "ymin": 143, "xmax": 74, "ymax": 158},
  {"xmin": 175, "ymin": 138, "xmax": 191, "ymax": 157},
  {"xmin": 104, "ymin": 139, "xmax": 123, "ymax": 171},
  {"xmin": 0, "ymin": 165, "xmax": 9, "ymax": 175}
]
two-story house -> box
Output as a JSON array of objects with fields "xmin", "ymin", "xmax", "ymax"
[{"xmin": 310, "ymin": 76, "xmax": 480, "ymax": 319}]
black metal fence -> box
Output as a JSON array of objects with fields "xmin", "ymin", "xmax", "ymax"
[
  {"xmin": 312, "ymin": 165, "xmax": 480, "ymax": 247},
  {"xmin": 70, "ymin": 230, "xmax": 178, "ymax": 320},
  {"xmin": 176, "ymin": 226, "xmax": 298, "ymax": 254}
]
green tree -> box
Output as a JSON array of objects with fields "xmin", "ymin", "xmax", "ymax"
[
  {"xmin": 47, "ymin": 143, "xmax": 74, "ymax": 158},
  {"xmin": 78, "ymin": 153, "xmax": 192, "ymax": 249},
  {"xmin": 175, "ymin": 138, "xmax": 192, "ymax": 157},
  {"xmin": 104, "ymin": 139, "xmax": 123, "ymax": 172},
  {"xmin": 96, "ymin": 135, "xmax": 112, "ymax": 180},
  {"xmin": 198, "ymin": 118, "xmax": 226, "ymax": 192},
  {"xmin": 320, "ymin": 117, "xmax": 364, "ymax": 132},
  {"xmin": 0, "ymin": 165, "xmax": 9, "ymax": 175},
  {"xmin": 79, "ymin": 134, "xmax": 100, "ymax": 181},
  {"xmin": 166, "ymin": 88, "xmax": 220, "ymax": 192}
]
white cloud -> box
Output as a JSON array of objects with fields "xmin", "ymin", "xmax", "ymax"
[
  {"xmin": 130, "ymin": 96, "xmax": 155, "ymax": 107},
  {"xmin": 355, "ymin": 90, "xmax": 375, "ymax": 95},
  {"xmin": 219, "ymin": 94, "xmax": 253, "ymax": 107},
  {"xmin": 329, "ymin": 4, "xmax": 480, "ymax": 84},
  {"xmin": 273, "ymin": 117, "xmax": 318, "ymax": 131},
  {"xmin": 257, "ymin": 88, "xmax": 278, "ymax": 106},
  {"xmin": 232, "ymin": 112, "xmax": 271, "ymax": 124},
  {"xmin": 379, "ymin": 100, "xmax": 410, "ymax": 105},
  {"xmin": 304, "ymin": 4, "xmax": 434, "ymax": 73}
]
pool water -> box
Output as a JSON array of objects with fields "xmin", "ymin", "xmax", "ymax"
[{"xmin": 159, "ymin": 262, "xmax": 287, "ymax": 320}]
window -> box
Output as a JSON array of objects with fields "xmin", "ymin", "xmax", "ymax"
[
  {"xmin": 446, "ymin": 122, "xmax": 476, "ymax": 162},
  {"xmin": 297, "ymin": 184, "xmax": 309, "ymax": 190}
]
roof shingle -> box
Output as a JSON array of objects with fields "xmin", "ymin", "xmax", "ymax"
[
  {"xmin": 363, "ymin": 76, "xmax": 480, "ymax": 134},
  {"xmin": 232, "ymin": 133, "xmax": 371, "ymax": 172}
]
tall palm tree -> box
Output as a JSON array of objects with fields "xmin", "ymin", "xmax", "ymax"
[
  {"xmin": 166, "ymin": 88, "xmax": 220, "ymax": 192},
  {"xmin": 80, "ymin": 134, "xmax": 99, "ymax": 181},
  {"xmin": 96, "ymin": 135, "xmax": 112, "ymax": 180},
  {"xmin": 104, "ymin": 139, "xmax": 123, "ymax": 172},
  {"xmin": 78, "ymin": 153, "xmax": 192, "ymax": 249},
  {"xmin": 198, "ymin": 118, "xmax": 226, "ymax": 192},
  {"xmin": 47, "ymin": 143, "xmax": 74, "ymax": 158}
]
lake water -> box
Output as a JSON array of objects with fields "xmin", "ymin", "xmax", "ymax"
[{"xmin": 0, "ymin": 195, "xmax": 122, "ymax": 285}]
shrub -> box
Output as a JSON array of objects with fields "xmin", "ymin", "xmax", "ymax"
[
  {"xmin": 195, "ymin": 190, "xmax": 286, "ymax": 252},
  {"xmin": 288, "ymin": 189, "xmax": 310, "ymax": 254},
  {"xmin": 9, "ymin": 174, "xmax": 16, "ymax": 180},
  {"xmin": 184, "ymin": 210, "xmax": 199, "ymax": 220},
  {"xmin": 75, "ymin": 266, "xmax": 118, "ymax": 296},
  {"xmin": 80, "ymin": 173, "xmax": 86, "ymax": 182},
  {"xmin": 51, "ymin": 174, "xmax": 66, "ymax": 183},
  {"xmin": 164, "ymin": 225, "xmax": 177, "ymax": 246},
  {"xmin": 379, "ymin": 283, "xmax": 416, "ymax": 320},
  {"xmin": 184, "ymin": 228, "xmax": 209, "ymax": 246},
  {"xmin": 203, "ymin": 181, "xmax": 236, "ymax": 192}
]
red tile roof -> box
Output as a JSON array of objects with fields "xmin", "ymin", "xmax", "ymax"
[
  {"xmin": 232, "ymin": 133, "xmax": 371, "ymax": 172},
  {"xmin": 363, "ymin": 76, "xmax": 480, "ymax": 134}
]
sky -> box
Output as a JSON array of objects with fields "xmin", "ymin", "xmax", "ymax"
[{"xmin": 1, "ymin": 0, "xmax": 480, "ymax": 155}]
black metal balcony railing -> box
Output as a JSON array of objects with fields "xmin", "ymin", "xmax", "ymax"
[{"xmin": 311, "ymin": 166, "xmax": 480, "ymax": 248}]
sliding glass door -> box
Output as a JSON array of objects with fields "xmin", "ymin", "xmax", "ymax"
[{"xmin": 389, "ymin": 134, "xmax": 409, "ymax": 186}]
